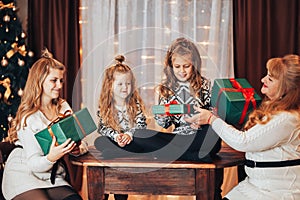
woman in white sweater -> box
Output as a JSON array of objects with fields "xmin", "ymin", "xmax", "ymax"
[
  {"xmin": 2, "ymin": 50, "xmax": 84, "ymax": 200},
  {"xmin": 186, "ymin": 54, "xmax": 300, "ymax": 200}
]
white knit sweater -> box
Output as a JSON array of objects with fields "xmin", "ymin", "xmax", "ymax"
[
  {"xmin": 212, "ymin": 112, "xmax": 300, "ymax": 200},
  {"xmin": 2, "ymin": 102, "xmax": 72, "ymax": 200}
]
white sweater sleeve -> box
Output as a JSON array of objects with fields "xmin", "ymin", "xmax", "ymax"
[
  {"xmin": 18, "ymin": 101, "xmax": 73, "ymax": 172},
  {"xmin": 18, "ymin": 119, "xmax": 55, "ymax": 172},
  {"xmin": 211, "ymin": 112, "xmax": 298, "ymax": 152}
]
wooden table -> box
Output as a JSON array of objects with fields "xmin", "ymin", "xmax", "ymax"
[{"xmin": 71, "ymin": 146, "xmax": 245, "ymax": 200}]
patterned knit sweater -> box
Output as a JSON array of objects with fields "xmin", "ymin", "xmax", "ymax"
[
  {"xmin": 97, "ymin": 101, "xmax": 147, "ymax": 141},
  {"xmin": 154, "ymin": 77, "xmax": 211, "ymax": 135}
]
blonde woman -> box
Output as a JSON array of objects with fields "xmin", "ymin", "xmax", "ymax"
[{"xmin": 2, "ymin": 50, "xmax": 84, "ymax": 200}]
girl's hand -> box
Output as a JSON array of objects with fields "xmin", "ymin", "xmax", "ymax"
[
  {"xmin": 184, "ymin": 113, "xmax": 201, "ymax": 129},
  {"xmin": 47, "ymin": 137, "xmax": 76, "ymax": 162},
  {"xmin": 116, "ymin": 134, "xmax": 125, "ymax": 147},
  {"xmin": 116, "ymin": 133, "xmax": 132, "ymax": 147}
]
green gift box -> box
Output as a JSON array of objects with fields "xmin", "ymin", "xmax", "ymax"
[
  {"xmin": 35, "ymin": 107, "xmax": 97, "ymax": 155},
  {"xmin": 211, "ymin": 78, "xmax": 262, "ymax": 125},
  {"xmin": 152, "ymin": 104, "xmax": 195, "ymax": 115}
]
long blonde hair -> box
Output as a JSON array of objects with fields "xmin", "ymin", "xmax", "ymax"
[
  {"xmin": 157, "ymin": 37, "xmax": 203, "ymax": 98},
  {"xmin": 8, "ymin": 49, "xmax": 66, "ymax": 142},
  {"xmin": 98, "ymin": 55, "xmax": 145, "ymax": 133},
  {"xmin": 244, "ymin": 54, "xmax": 300, "ymax": 130}
]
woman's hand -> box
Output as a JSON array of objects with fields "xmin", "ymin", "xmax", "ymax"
[
  {"xmin": 184, "ymin": 107, "xmax": 216, "ymax": 127},
  {"xmin": 116, "ymin": 133, "xmax": 132, "ymax": 147},
  {"xmin": 47, "ymin": 137, "xmax": 76, "ymax": 162}
]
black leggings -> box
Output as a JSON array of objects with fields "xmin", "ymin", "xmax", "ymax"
[
  {"xmin": 13, "ymin": 186, "xmax": 82, "ymax": 200},
  {"xmin": 95, "ymin": 125, "xmax": 221, "ymax": 162}
]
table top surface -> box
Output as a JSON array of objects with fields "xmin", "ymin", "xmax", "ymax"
[{"xmin": 71, "ymin": 145, "xmax": 245, "ymax": 169}]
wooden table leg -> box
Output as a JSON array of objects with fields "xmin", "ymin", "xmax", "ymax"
[
  {"xmin": 195, "ymin": 168, "xmax": 224, "ymax": 200},
  {"xmin": 86, "ymin": 166, "xmax": 104, "ymax": 200},
  {"xmin": 195, "ymin": 169, "xmax": 210, "ymax": 200}
]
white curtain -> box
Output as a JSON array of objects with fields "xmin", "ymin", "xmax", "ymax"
[
  {"xmin": 79, "ymin": 0, "xmax": 233, "ymax": 119},
  {"xmin": 79, "ymin": 1, "xmax": 235, "ymax": 199}
]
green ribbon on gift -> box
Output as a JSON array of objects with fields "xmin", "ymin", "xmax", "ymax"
[{"xmin": 216, "ymin": 78, "xmax": 257, "ymax": 124}]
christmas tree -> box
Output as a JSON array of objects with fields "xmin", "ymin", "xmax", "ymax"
[{"xmin": 0, "ymin": 0, "xmax": 34, "ymax": 141}]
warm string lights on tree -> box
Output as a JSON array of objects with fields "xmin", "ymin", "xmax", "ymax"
[{"xmin": 0, "ymin": 0, "xmax": 34, "ymax": 140}]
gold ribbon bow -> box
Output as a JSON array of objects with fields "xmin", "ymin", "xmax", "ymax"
[
  {"xmin": 47, "ymin": 110, "xmax": 72, "ymax": 146},
  {"xmin": 6, "ymin": 43, "xmax": 27, "ymax": 59},
  {"xmin": 0, "ymin": 78, "xmax": 12, "ymax": 105},
  {"xmin": 48, "ymin": 110, "xmax": 72, "ymax": 127},
  {"xmin": 47, "ymin": 110, "xmax": 87, "ymax": 146},
  {"xmin": 0, "ymin": 1, "xmax": 15, "ymax": 10}
]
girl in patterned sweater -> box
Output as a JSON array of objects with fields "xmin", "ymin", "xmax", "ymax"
[
  {"xmin": 151, "ymin": 37, "xmax": 223, "ymax": 199},
  {"xmin": 94, "ymin": 55, "xmax": 147, "ymax": 200},
  {"xmin": 155, "ymin": 37, "xmax": 211, "ymax": 135},
  {"xmin": 95, "ymin": 55, "xmax": 147, "ymax": 148},
  {"xmin": 153, "ymin": 37, "xmax": 221, "ymax": 162}
]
